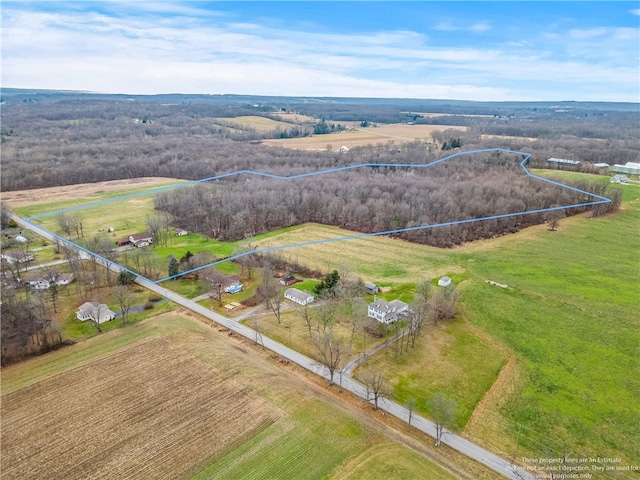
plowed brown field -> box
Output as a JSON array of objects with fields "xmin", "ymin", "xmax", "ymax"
[{"xmin": 1, "ymin": 337, "xmax": 279, "ymax": 480}]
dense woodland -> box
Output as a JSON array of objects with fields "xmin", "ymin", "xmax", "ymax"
[{"xmin": 154, "ymin": 151, "xmax": 620, "ymax": 247}]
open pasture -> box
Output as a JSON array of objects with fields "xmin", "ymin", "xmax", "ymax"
[
  {"xmin": 262, "ymin": 124, "xmax": 466, "ymax": 150},
  {"xmin": 1, "ymin": 313, "xmax": 469, "ymax": 480}
]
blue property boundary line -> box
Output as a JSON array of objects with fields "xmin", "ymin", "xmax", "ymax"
[{"xmin": 24, "ymin": 148, "xmax": 611, "ymax": 285}]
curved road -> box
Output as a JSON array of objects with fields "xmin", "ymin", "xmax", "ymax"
[{"xmin": 13, "ymin": 214, "xmax": 536, "ymax": 480}]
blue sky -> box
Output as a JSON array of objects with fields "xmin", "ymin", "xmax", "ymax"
[{"xmin": 2, "ymin": 1, "xmax": 639, "ymax": 101}]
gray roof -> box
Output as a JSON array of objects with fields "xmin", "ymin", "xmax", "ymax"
[{"xmin": 284, "ymin": 288, "xmax": 314, "ymax": 302}]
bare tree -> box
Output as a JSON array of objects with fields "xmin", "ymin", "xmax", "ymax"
[
  {"xmin": 69, "ymin": 214, "xmax": 85, "ymax": 239},
  {"xmin": 56, "ymin": 213, "xmax": 72, "ymax": 236},
  {"xmin": 545, "ymin": 207, "xmax": 566, "ymax": 231},
  {"xmin": 114, "ymin": 285, "xmax": 133, "ymax": 325},
  {"xmin": 41, "ymin": 268, "xmax": 61, "ymax": 313},
  {"xmin": 258, "ymin": 265, "xmax": 282, "ymax": 324},
  {"xmin": 428, "ymin": 392, "xmax": 457, "ymax": 446},
  {"xmin": 296, "ymin": 302, "xmax": 314, "ymax": 338},
  {"xmin": 359, "ymin": 367, "xmax": 388, "ymax": 410},
  {"xmin": 314, "ymin": 305, "xmax": 344, "ymax": 385}
]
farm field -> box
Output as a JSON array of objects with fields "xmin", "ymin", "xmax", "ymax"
[
  {"xmin": 2, "ymin": 177, "xmax": 184, "ymax": 209},
  {"xmin": 1, "ymin": 313, "xmax": 470, "ymax": 480},
  {"xmin": 212, "ymin": 115, "xmax": 298, "ymax": 133},
  {"xmin": 261, "ymin": 124, "xmax": 466, "ymax": 150}
]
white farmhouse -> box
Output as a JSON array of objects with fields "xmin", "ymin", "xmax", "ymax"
[
  {"xmin": 76, "ymin": 302, "xmax": 115, "ymax": 324},
  {"xmin": 368, "ymin": 299, "xmax": 408, "ymax": 324},
  {"xmin": 284, "ymin": 288, "xmax": 314, "ymax": 306}
]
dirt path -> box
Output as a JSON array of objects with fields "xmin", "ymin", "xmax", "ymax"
[{"xmin": 2, "ymin": 177, "xmax": 184, "ymax": 208}]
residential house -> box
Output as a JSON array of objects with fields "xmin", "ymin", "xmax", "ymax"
[
  {"xmin": 1, "ymin": 250, "xmax": 34, "ymax": 264},
  {"xmin": 76, "ymin": 302, "xmax": 115, "ymax": 324},
  {"xmin": 438, "ymin": 276, "xmax": 452, "ymax": 287},
  {"xmin": 279, "ymin": 274, "xmax": 297, "ymax": 286},
  {"xmin": 28, "ymin": 272, "xmax": 74, "ymax": 290},
  {"xmin": 364, "ymin": 282, "xmax": 379, "ymax": 295},
  {"xmin": 368, "ymin": 299, "xmax": 408, "ymax": 324},
  {"xmin": 284, "ymin": 288, "xmax": 314, "ymax": 306},
  {"xmin": 128, "ymin": 232, "xmax": 153, "ymax": 247}
]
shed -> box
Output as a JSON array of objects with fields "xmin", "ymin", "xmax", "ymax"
[
  {"xmin": 279, "ymin": 275, "xmax": 297, "ymax": 286},
  {"xmin": 438, "ymin": 276, "xmax": 452, "ymax": 287},
  {"xmin": 364, "ymin": 282, "xmax": 379, "ymax": 295}
]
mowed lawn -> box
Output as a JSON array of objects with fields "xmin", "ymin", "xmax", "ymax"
[{"xmin": 1, "ymin": 314, "xmax": 461, "ymax": 480}]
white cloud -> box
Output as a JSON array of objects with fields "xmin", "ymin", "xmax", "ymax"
[
  {"xmin": 630, "ymin": 8, "xmax": 640, "ymax": 16},
  {"xmin": 1, "ymin": 4, "xmax": 638, "ymax": 102}
]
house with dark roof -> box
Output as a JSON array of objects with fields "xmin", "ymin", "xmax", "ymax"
[{"xmin": 279, "ymin": 274, "xmax": 297, "ymax": 286}]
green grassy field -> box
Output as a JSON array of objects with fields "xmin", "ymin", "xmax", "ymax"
[
  {"xmin": 363, "ymin": 318, "xmax": 506, "ymax": 428},
  {"xmin": 252, "ymin": 178, "xmax": 640, "ymax": 466}
]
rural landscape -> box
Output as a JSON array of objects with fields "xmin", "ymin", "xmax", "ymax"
[
  {"xmin": 1, "ymin": 88, "xmax": 638, "ymax": 480},
  {"xmin": 1, "ymin": 1, "xmax": 639, "ymax": 479}
]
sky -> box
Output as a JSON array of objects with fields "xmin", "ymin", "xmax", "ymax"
[{"xmin": 2, "ymin": 1, "xmax": 639, "ymax": 102}]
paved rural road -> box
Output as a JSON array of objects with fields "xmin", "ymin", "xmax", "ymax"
[{"xmin": 13, "ymin": 214, "xmax": 536, "ymax": 480}]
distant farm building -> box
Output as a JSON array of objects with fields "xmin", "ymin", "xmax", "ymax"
[
  {"xmin": 610, "ymin": 175, "xmax": 630, "ymax": 184},
  {"xmin": 368, "ymin": 299, "xmax": 409, "ymax": 324},
  {"xmin": 612, "ymin": 162, "xmax": 640, "ymax": 175},
  {"xmin": 1, "ymin": 250, "xmax": 34, "ymax": 264},
  {"xmin": 284, "ymin": 288, "xmax": 314, "ymax": 306},
  {"xmin": 128, "ymin": 232, "xmax": 153, "ymax": 247},
  {"xmin": 593, "ymin": 163, "xmax": 610, "ymax": 169},
  {"xmin": 115, "ymin": 238, "xmax": 131, "ymax": 247},
  {"xmin": 547, "ymin": 158, "xmax": 581, "ymax": 169},
  {"xmin": 365, "ymin": 282, "xmax": 379, "ymax": 295},
  {"xmin": 438, "ymin": 276, "xmax": 452, "ymax": 287},
  {"xmin": 176, "ymin": 230, "xmax": 188, "ymax": 236},
  {"xmin": 14, "ymin": 235, "xmax": 28, "ymax": 243},
  {"xmin": 279, "ymin": 275, "xmax": 297, "ymax": 286},
  {"xmin": 339, "ymin": 146, "xmax": 349, "ymax": 153},
  {"xmin": 76, "ymin": 302, "xmax": 115, "ymax": 324}
]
